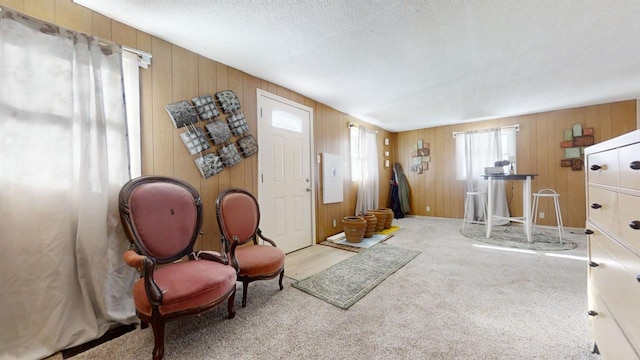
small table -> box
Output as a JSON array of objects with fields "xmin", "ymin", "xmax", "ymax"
[{"xmin": 482, "ymin": 174, "xmax": 538, "ymax": 242}]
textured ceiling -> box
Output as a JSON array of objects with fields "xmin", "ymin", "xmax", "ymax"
[{"xmin": 75, "ymin": 0, "xmax": 640, "ymax": 132}]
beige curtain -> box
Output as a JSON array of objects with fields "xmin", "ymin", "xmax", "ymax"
[
  {"xmin": 355, "ymin": 126, "xmax": 379, "ymax": 215},
  {"xmin": 460, "ymin": 128, "xmax": 510, "ymax": 223},
  {"xmin": 0, "ymin": 7, "xmax": 136, "ymax": 359}
]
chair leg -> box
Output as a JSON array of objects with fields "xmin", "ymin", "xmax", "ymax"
[
  {"xmin": 554, "ymin": 196, "xmax": 564, "ymax": 244},
  {"xmin": 278, "ymin": 269, "xmax": 284, "ymax": 290},
  {"xmin": 241, "ymin": 281, "xmax": 249, "ymax": 307},
  {"xmin": 150, "ymin": 321, "xmax": 165, "ymax": 360},
  {"xmin": 227, "ymin": 288, "xmax": 236, "ymax": 319}
]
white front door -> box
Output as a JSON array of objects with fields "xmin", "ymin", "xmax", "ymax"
[{"xmin": 257, "ymin": 90, "xmax": 315, "ymax": 254}]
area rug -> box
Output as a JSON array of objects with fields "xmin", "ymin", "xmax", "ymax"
[
  {"xmin": 461, "ymin": 224, "xmax": 577, "ymax": 251},
  {"xmin": 320, "ymin": 225, "xmax": 400, "ymax": 253},
  {"xmin": 292, "ymin": 243, "xmax": 420, "ymax": 309}
]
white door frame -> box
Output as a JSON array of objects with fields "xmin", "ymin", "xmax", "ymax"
[{"xmin": 256, "ymin": 89, "xmax": 316, "ymax": 249}]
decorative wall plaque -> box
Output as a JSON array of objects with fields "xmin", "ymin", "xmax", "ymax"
[
  {"xmin": 219, "ymin": 143, "xmax": 242, "ymax": 167},
  {"xmin": 195, "ymin": 152, "xmax": 224, "ymax": 179},
  {"xmin": 191, "ymin": 94, "xmax": 220, "ymax": 120},
  {"xmin": 227, "ymin": 112, "xmax": 249, "ymax": 136},
  {"xmin": 164, "ymin": 100, "xmax": 198, "ymax": 128},
  {"xmin": 215, "ymin": 90, "xmax": 241, "ymax": 113},
  {"xmin": 205, "ymin": 120, "xmax": 232, "ymax": 145},
  {"xmin": 237, "ymin": 135, "xmax": 259, "ymax": 157},
  {"xmin": 179, "ymin": 127, "xmax": 210, "ymax": 155}
]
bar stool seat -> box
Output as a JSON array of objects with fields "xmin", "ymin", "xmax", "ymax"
[
  {"xmin": 462, "ymin": 189, "xmax": 487, "ymax": 233},
  {"xmin": 531, "ymin": 188, "xmax": 564, "ymax": 243}
]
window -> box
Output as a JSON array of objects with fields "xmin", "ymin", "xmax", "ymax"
[
  {"xmin": 454, "ymin": 126, "xmax": 518, "ymax": 180},
  {"xmin": 272, "ymin": 110, "xmax": 302, "ymax": 133}
]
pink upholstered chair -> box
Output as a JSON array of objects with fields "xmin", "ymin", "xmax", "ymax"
[
  {"xmin": 216, "ymin": 188, "xmax": 285, "ymax": 307},
  {"xmin": 119, "ymin": 176, "xmax": 237, "ymax": 360}
]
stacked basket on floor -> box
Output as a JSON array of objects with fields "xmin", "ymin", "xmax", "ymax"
[{"xmin": 342, "ymin": 208, "xmax": 394, "ymax": 243}]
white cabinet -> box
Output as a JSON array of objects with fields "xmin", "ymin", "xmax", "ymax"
[{"xmin": 585, "ymin": 129, "xmax": 640, "ymax": 359}]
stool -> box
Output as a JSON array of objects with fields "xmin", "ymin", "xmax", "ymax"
[
  {"xmin": 531, "ymin": 188, "xmax": 564, "ymax": 243},
  {"xmin": 462, "ymin": 189, "xmax": 487, "ymax": 233}
]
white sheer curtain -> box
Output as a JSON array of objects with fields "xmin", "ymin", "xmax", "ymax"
[
  {"xmin": 457, "ymin": 128, "xmax": 510, "ymax": 223},
  {"xmin": 0, "ymin": 7, "xmax": 136, "ymax": 359},
  {"xmin": 355, "ymin": 126, "xmax": 379, "ymax": 215}
]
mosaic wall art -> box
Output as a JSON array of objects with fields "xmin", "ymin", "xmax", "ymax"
[
  {"xmin": 560, "ymin": 123, "xmax": 594, "ymax": 171},
  {"xmin": 166, "ymin": 90, "xmax": 257, "ymax": 179}
]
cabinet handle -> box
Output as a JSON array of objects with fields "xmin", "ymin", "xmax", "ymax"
[
  {"xmin": 589, "ymin": 261, "xmax": 599, "ymax": 268},
  {"xmin": 629, "ymin": 221, "xmax": 640, "ymax": 230},
  {"xmin": 584, "ymin": 229, "xmax": 594, "ymax": 235},
  {"xmin": 637, "ymin": 275, "xmax": 640, "ymax": 283},
  {"xmin": 590, "ymin": 164, "xmax": 602, "ymax": 171},
  {"xmin": 630, "ymin": 161, "xmax": 640, "ymax": 170},
  {"xmin": 590, "ymin": 203, "xmax": 602, "ymax": 209},
  {"xmin": 588, "ymin": 310, "xmax": 598, "ymax": 316}
]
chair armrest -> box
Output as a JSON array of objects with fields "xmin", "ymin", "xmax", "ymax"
[
  {"xmin": 257, "ymin": 229, "xmax": 278, "ymax": 247},
  {"xmin": 123, "ymin": 251, "xmax": 162, "ymax": 305},
  {"xmin": 141, "ymin": 257, "xmax": 163, "ymax": 306},
  {"xmin": 228, "ymin": 236, "xmax": 240, "ymax": 272},
  {"xmin": 123, "ymin": 250, "xmax": 146, "ymax": 269},
  {"xmin": 195, "ymin": 250, "xmax": 228, "ymax": 265}
]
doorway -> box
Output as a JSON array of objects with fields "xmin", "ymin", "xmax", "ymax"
[{"xmin": 257, "ymin": 90, "xmax": 315, "ymax": 254}]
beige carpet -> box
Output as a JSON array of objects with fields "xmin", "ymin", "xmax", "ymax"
[{"xmin": 67, "ymin": 216, "xmax": 598, "ymax": 360}]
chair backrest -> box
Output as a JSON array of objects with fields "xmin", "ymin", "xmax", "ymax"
[
  {"xmin": 118, "ymin": 176, "xmax": 203, "ymax": 264},
  {"xmin": 535, "ymin": 188, "xmax": 558, "ymax": 195},
  {"xmin": 216, "ymin": 188, "xmax": 260, "ymax": 248}
]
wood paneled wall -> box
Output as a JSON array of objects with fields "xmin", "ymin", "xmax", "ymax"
[
  {"xmin": 1, "ymin": 0, "xmax": 393, "ymax": 250},
  {"xmin": 4, "ymin": 0, "xmax": 634, "ymax": 241},
  {"xmin": 396, "ymin": 101, "xmax": 637, "ymax": 228}
]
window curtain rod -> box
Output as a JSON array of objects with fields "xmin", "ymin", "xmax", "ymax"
[
  {"xmin": 122, "ymin": 46, "xmax": 152, "ymax": 69},
  {"xmin": 451, "ymin": 124, "xmax": 519, "ymax": 138},
  {"xmin": 0, "ymin": 6, "xmax": 152, "ymax": 69},
  {"xmin": 348, "ymin": 121, "xmax": 379, "ymax": 134}
]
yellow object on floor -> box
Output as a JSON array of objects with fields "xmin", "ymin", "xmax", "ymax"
[{"xmin": 377, "ymin": 225, "xmax": 400, "ymax": 235}]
